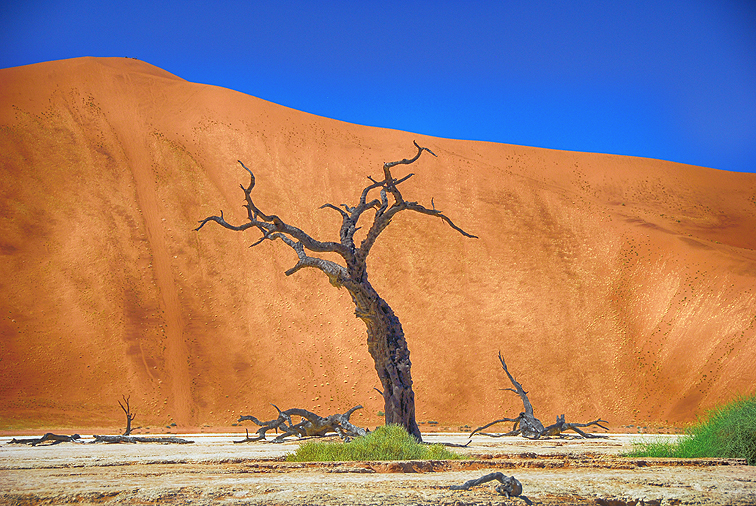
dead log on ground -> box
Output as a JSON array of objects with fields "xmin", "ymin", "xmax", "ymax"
[
  {"xmin": 431, "ymin": 440, "xmax": 471, "ymax": 448},
  {"xmin": 92, "ymin": 435, "xmax": 194, "ymax": 444},
  {"xmin": 236, "ymin": 404, "xmax": 367, "ymax": 443},
  {"xmin": 539, "ymin": 414, "xmax": 609, "ymax": 438},
  {"xmin": 8, "ymin": 433, "xmax": 82, "ymax": 446},
  {"xmin": 450, "ymin": 472, "xmax": 531, "ymax": 503},
  {"xmin": 471, "ymin": 352, "xmax": 609, "ymax": 440}
]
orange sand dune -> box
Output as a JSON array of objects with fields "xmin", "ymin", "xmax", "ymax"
[{"xmin": 1, "ymin": 57, "xmax": 755, "ymax": 432}]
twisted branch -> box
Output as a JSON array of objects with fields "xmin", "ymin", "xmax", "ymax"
[
  {"xmin": 196, "ymin": 143, "xmax": 476, "ymax": 286},
  {"xmin": 236, "ymin": 405, "xmax": 366, "ymax": 443}
]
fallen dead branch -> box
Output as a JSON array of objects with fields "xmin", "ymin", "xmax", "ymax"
[
  {"xmin": 7, "ymin": 433, "xmax": 194, "ymax": 445},
  {"xmin": 92, "ymin": 435, "xmax": 194, "ymax": 444},
  {"xmin": 236, "ymin": 404, "xmax": 367, "ymax": 443},
  {"xmin": 8, "ymin": 433, "xmax": 82, "ymax": 446},
  {"xmin": 471, "ymin": 352, "xmax": 609, "ymax": 440},
  {"xmin": 450, "ymin": 472, "xmax": 531, "ymax": 503},
  {"xmin": 432, "ymin": 440, "xmax": 471, "ymax": 448}
]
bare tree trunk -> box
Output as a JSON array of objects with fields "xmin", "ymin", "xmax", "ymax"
[{"xmin": 353, "ymin": 286, "xmax": 420, "ymax": 439}]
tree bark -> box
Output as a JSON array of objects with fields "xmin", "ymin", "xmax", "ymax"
[{"xmin": 351, "ymin": 285, "xmax": 420, "ymax": 439}]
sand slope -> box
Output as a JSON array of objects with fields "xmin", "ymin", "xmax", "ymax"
[{"xmin": 1, "ymin": 57, "xmax": 755, "ymax": 431}]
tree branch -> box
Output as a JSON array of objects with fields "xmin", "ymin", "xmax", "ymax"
[
  {"xmin": 196, "ymin": 144, "xmax": 475, "ymax": 307},
  {"xmin": 237, "ymin": 405, "xmax": 366, "ymax": 442},
  {"xmin": 196, "ymin": 161, "xmax": 353, "ymax": 263},
  {"xmin": 383, "ymin": 141, "xmax": 436, "ymax": 170},
  {"xmin": 320, "ymin": 203, "xmax": 349, "ymax": 219},
  {"xmin": 9, "ymin": 433, "xmax": 82, "ymax": 446},
  {"xmin": 474, "ymin": 354, "xmax": 609, "ymax": 440},
  {"xmin": 540, "ymin": 415, "xmax": 609, "ymax": 439},
  {"xmin": 274, "ymin": 235, "xmax": 348, "ymax": 287},
  {"xmin": 404, "ymin": 202, "xmax": 478, "ymax": 238},
  {"xmin": 450, "ymin": 472, "xmax": 529, "ymax": 502},
  {"xmin": 498, "ymin": 352, "xmax": 535, "ymax": 418},
  {"xmin": 470, "ymin": 416, "xmax": 522, "ymax": 437},
  {"xmin": 195, "ymin": 210, "xmax": 259, "ymax": 233},
  {"xmin": 352, "ymin": 143, "xmax": 477, "ymax": 260}
]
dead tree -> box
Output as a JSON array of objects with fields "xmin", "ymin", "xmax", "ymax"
[
  {"xmin": 236, "ymin": 404, "xmax": 366, "ymax": 443},
  {"xmin": 118, "ymin": 395, "xmax": 136, "ymax": 436},
  {"xmin": 101, "ymin": 395, "xmax": 192, "ymax": 443},
  {"xmin": 196, "ymin": 142, "xmax": 476, "ymax": 441},
  {"xmin": 471, "ymin": 352, "xmax": 608, "ymax": 440}
]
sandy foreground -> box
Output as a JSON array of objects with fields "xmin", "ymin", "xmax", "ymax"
[{"xmin": 1, "ymin": 433, "xmax": 754, "ymax": 505}]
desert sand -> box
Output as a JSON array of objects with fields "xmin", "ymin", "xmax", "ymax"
[{"xmin": 1, "ymin": 57, "xmax": 755, "ymax": 436}]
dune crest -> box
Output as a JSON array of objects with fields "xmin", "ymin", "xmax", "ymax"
[{"xmin": 1, "ymin": 57, "xmax": 755, "ymax": 431}]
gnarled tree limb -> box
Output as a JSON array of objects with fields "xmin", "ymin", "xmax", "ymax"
[
  {"xmin": 236, "ymin": 405, "xmax": 367, "ymax": 443},
  {"xmin": 450, "ymin": 472, "xmax": 531, "ymax": 503},
  {"xmin": 540, "ymin": 415, "xmax": 609, "ymax": 439},
  {"xmin": 469, "ymin": 416, "xmax": 523, "ymax": 438}
]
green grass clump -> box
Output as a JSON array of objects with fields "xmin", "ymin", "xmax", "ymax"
[
  {"xmin": 623, "ymin": 438, "xmax": 679, "ymax": 458},
  {"xmin": 286, "ymin": 424, "xmax": 464, "ymax": 462},
  {"xmin": 625, "ymin": 392, "xmax": 756, "ymax": 464}
]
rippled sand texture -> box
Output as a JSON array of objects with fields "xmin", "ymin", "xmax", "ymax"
[{"xmin": 1, "ymin": 57, "xmax": 755, "ymax": 433}]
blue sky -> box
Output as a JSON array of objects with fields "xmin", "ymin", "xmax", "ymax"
[{"xmin": 2, "ymin": 1, "xmax": 755, "ymax": 173}]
